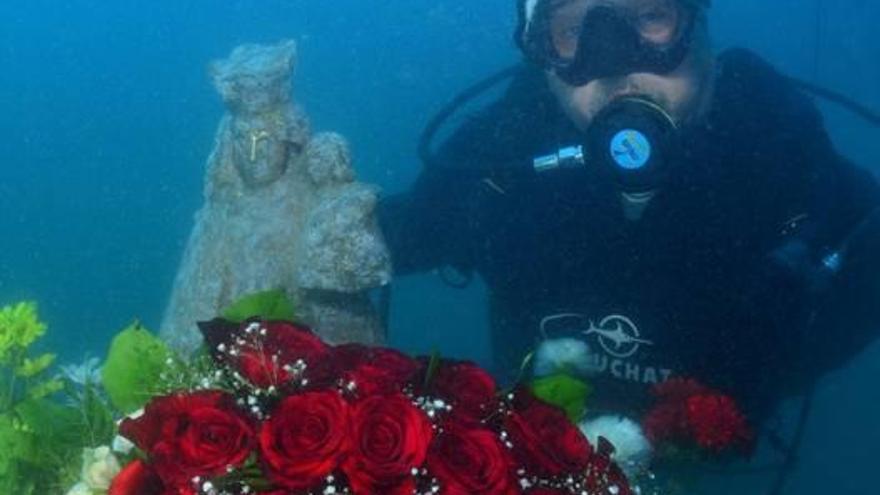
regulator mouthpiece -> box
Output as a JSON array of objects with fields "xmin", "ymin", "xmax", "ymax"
[{"xmin": 533, "ymin": 97, "xmax": 679, "ymax": 193}]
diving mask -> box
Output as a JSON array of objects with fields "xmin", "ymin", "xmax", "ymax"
[{"xmin": 517, "ymin": 0, "xmax": 706, "ymax": 86}]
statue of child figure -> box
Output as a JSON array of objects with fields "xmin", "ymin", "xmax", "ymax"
[{"xmin": 160, "ymin": 40, "xmax": 391, "ymax": 353}]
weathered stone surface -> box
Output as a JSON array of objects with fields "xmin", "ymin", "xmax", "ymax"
[
  {"xmin": 296, "ymin": 182, "xmax": 392, "ymax": 291},
  {"xmin": 160, "ymin": 40, "xmax": 390, "ymax": 354},
  {"xmin": 305, "ymin": 133, "xmax": 356, "ymax": 187}
]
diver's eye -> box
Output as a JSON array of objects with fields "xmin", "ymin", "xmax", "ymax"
[
  {"xmin": 549, "ymin": 0, "xmax": 590, "ymax": 60},
  {"xmin": 636, "ymin": 7, "xmax": 679, "ymax": 44},
  {"xmin": 562, "ymin": 25, "xmax": 583, "ymax": 43},
  {"xmin": 552, "ymin": 23, "xmax": 583, "ymax": 60}
]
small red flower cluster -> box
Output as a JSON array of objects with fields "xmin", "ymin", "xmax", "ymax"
[
  {"xmin": 642, "ymin": 378, "xmax": 754, "ymax": 455},
  {"xmin": 109, "ymin": 319, "xmax": 632, "ymax": 495}
]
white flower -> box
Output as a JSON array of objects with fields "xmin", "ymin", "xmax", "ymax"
[
  {"xmin": 579, "ymin": 415, "xmax": 652, "ymax": 478},
  {"xmin": 65, "ymin": 482, "xmax": 94, "ymax": 495},
  {"xmin": 80, "ymin": 446, "xmax": 121, "ymax": 490},
  {"xmin": 533, "ymin": 338, "xmax": 595, "ymax": 377}
]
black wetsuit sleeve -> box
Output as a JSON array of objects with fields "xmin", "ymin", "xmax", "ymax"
[
  {"xmin": 377, "ymin": 88, "xmax": 510, "ymax": 275},
  {"xmin": 377, "ymin": 156, "xmax": 477, "ymax": 275},
  {"xmin": 802, "ymin": 162, "xmax": 880, "ymax": 378},
  {"xmin": 378, "ymin": 64, "xmax": 558, "ymax": 275},
  {"xmin": 714, "ymin": 50, "xmax": 880, "ymax": 410},
  {"xmin": 753, "ymin": 59, "xmax": 880, "ymax": 388}
]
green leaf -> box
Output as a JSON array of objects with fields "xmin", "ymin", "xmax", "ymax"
[
  {"xmin": 15, "ymin": 353, "xmax": 56, "ymax": 378},
  {"xmin": 0, "ymin": 301, "xmax": 47, "ymax": 365},
  {"xmin": 101, "ymin": 321, "xmax": 172, "ymax": 414},
  {"xmin": 26, "ymin": 378, "xmax": 64, "ymax": 400},
  {"xmin": 221, "ymin": 289, "xmax": 295, "ymax": 323},
  {"xmin": 529, "ymin": 373, "xmax": 592, "ymax": 423},
  {"xmin": 0, "ymin": 413, "xmax": 36, "ymax": 469},
  {"xmin": 65, "ymin": 384, "xmax": 116, "ymax": 447},
  {"xmin": 84, "ymin": 386, "xmax": 117, "ymax": 445},
  {"xmin": 16, "ymin": 399, "xmax": 83, "ymax": 451},
  {"xmin": 0, "ymin": 404, "xmax": 80, "ymax": 494},
  {"xmin": 512, "ymin": 350, "xmax": 535, "ymax": 386},
  {"xmin": 422, "ymin": 350, "xmax": 442, "ymax": 389}
]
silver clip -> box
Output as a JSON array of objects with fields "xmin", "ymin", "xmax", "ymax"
[{"xmin": 533, "ymin": 145, "xmax": 586, "ymax": 174}]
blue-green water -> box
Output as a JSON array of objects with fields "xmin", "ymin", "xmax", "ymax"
[{"xmin": 1, "ymin": 1, "xmax": 878, "ymax": 493}]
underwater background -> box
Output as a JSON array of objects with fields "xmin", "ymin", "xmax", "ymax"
[{"xmin": 0, "ymin": 0, "xmax": 877, "ymax": 493}]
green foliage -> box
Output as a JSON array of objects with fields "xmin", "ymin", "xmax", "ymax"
[
  {"xmin": 530, "ymin": 373, "xmax": 592, "ymax": 423},
  {"xmin": 422, "ymin": 350, "xmax": 442, "ymax": 389},
  {"xmin": 222, "ymin": 288, "xmax": 296, "ymax": 323},
  {"xmin": 0, "ymin": 300, "xmax": 118, "ymax": 494},
  {"xmin": 15, "ymin": 353, "xmax": 56, "ymax": 378},
  {"xmin": 16, "ymin": 398, "xmax": 84, "ymax": 456},
  {"xmin": 101, "ymin": 321, "xmax": 173, "ymax": 414},
  {"xmin": 0, "ymin": 302, "xmax": 47, "ymax": 366},
  {"xmin": 0, "ymin": 413, "xmax": 36, "ymax": 467},
  {"xmin": 0, "ymin": 398, "xmax": 94, "ymax": 494},
  {"xmin": 1, "ymin": 301, "xmax": 53, "ymax": 414},
  {"xmin": 0, "ymin": 414, "xmax": 37, "ymax": 494},
  {"xmin": 26, "ymin": 377, "xmax": 65, "ymax": 400},
  {"xmin": 80, "ymin": 386, "xmax": 117, "ymax": 446}
]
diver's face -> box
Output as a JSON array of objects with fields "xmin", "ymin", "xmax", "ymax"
[{"xmin": 545, "ymin": 0, "xmax": 713, "ymax": 131}]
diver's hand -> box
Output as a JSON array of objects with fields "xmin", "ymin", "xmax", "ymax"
[
  {"xmin": 766, "ymin": 239, "xmax": 833, "ymax": 301},
  {"xmin": 768, "ymin": 239, "xmax": 811, "ymax": 276}
]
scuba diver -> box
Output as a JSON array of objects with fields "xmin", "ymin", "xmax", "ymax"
[{"xmin": 379, "ymin": 0, "xmax": 880, "ymax": 432}]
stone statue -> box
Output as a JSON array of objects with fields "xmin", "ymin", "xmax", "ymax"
[{"xmin": 160, "ymin": 40, "xmax": 391, "ymax": 354}]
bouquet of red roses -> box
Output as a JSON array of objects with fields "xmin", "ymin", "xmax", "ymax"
[{"xmin": 107, "ymin": 318, "xmax": 632, "ymax": 495}]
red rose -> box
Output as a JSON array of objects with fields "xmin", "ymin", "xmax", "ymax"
[
  {"xmin": 119, "ymin": 391, "xmax": 255, "ymax": 486},
  {"xmin": 431, "ymin": 361, "xmax": 498, "ymax": 424},
  {"xmin": 259, "ymin": 391, "xmax": 351, "ymax": 490},
  {"xmin": 334, "ymin": 344, "xmax": 421, "ymax": 396},
  {"xmin": 686, "ymin": 394, "xmax": 754, "ymax": 453},
  {"xmin": 344, "ymin": 393, "xmax": 434, "ymax": 495},
  {"xmin": 504, "ymin": 389, "xmax": 592, "ymax": 477},
  {"xmin": 109, "ymin": 460, "xmax": 165, "ymax": 495},
  {"xmin": 109, "ymin": 460, "xmax": 198, "ymax": 495},
  {"xmin": 199, "ymin": 319, "xmax": 331, "ymax": 388},
  {"xmin": 427, "ymin": 422, "xmax": 517, "ymax": 495}
]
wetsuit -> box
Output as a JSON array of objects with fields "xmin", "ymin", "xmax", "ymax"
[{"xmin": 379, "ymin": 49, "xmax": 880, "ymax": 420}]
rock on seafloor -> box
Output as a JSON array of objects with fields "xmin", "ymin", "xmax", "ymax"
[{"xmin": 160, "ymin": 40, "xmax": 392, "ymax": 353}]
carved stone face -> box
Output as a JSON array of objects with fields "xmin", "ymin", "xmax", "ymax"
[
  {"xmin": 210, "ymin": 41, "xmax": 308, "ymax": 189},
  {"xmin": 230, "ymin": 117, "xmax": 290, "ymax": 187}
]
